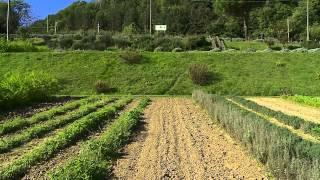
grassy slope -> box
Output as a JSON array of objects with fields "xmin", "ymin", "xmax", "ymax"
[{"xmin": 1, "ymin": 51, "xmax": 320, "ymax": 96}]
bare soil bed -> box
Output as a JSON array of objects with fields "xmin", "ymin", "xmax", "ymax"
[
  {"xmin": 112, "ymin": 97, "xmax": 267, "ymax": 179},
  {"xmin": 248, "ymin": 97, "xmax": 320, "ymax": 124}
]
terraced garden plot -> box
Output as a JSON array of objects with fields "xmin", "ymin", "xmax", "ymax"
[
  {"xmin": 248, "ymin": 97, "xmax": 320, "ymax": 124},
  {"xmin": 112, "ymin": 98, "xmax": 266, "ymax": 179},
  {"xmin": 193, "ymin": 91, "xmax": 320, "ymax": 179},
  {"xmin": 0, "ymin": 96, "xmax": 136, "ymax": 179}
]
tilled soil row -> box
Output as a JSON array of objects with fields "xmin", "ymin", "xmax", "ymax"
[
  {"xmin": 21, "ymin": 99, "xmax": 140, "ymax": 180},
  {"xmin": 113, "ymin": 98, "xmax": 266, "ymax": 179}
]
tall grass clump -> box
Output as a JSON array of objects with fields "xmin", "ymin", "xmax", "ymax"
[
  {"xmin": 119, "ymin": 51, "xmax": 142, "ymax": 64},
  {"xmin": 0, "ymin": 72, "xmax": 59, "ymax": 109},
  {"xmin": 189, "ymin": 64, "xmax": 211, "ymax": 85},
  {"xmin": 193, "ymin": 90, "xmax": 320, "ymax": 179}
]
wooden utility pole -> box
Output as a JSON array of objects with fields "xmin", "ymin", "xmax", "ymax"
[
  {"xmin": 307, "ymin": 0, "xmax": 310, "ymax": 41},
  {"xmin": 6, "ymin": 0, "xmax": 10, "ymax": 42},
  {"xmin": 149, "ymin": 0, "xmax": 152, "ymax": 35},
  {"xmin": 47, "ymin": 16, "xmax": 49, "ymax": 33},
  {"xmin": 287, "ymin": 18, "xmax": 290, "ymax": 43},
  {"xmin": 244, "ymin": 19, "xmax": 248, "ymax": 41},
  {"xmin": 54, "ymin": 21, "xmax": 58, "ymax": 35}
]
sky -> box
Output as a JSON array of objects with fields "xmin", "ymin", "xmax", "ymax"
[{"xmin": 25, "ymin": 0, "xmax": 90, "ymax": 20}]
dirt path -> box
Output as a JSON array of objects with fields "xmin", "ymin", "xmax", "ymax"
[
  {"xmin": 21, "ymin": 99, "xmax": 140, "ymax": 180},
  {"xmin": 113, "ymin": 98, "xmax": 266, "ymax": 179},
  {"xmin": 248, "ymin": 97, "xmax": 320, "ymax": 124}
]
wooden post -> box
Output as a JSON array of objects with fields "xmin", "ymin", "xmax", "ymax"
[
  {"xmin": 6, "ymin": 0, "xmax": 10, "ymax": 41},
  {"xmin": 47, "ymin": 16, "xmax": 49, "ymax": 33},
  {"xmin": 244, "ymin": 19, "xmax": 248, "ymax": 41},
  {"xmin": 149, "ymin": 0, "xmax": 152, "ymax": 35},
  {"xmin": 54, "ymin": 21, "xmax": 58, "ymax": 35},
  {"xmin": 287, "ymin": 18, "xmax": 290, "ymax": 43},
  {"xmin": 307, "ymin": 0, "xmax": 310, "ymax": 41}
]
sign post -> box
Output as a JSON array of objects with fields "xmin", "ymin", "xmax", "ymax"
[{"xmin": 155, "ymin": 25, "xmax": 167, "ymax": 34}]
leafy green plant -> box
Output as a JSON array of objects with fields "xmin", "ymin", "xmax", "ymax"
[
  {"xmin": 0, "ymin": 72, "xmax": 59, "ymax": 109},
  {"xmin": 284, "ymin": 95, "xmax": 320, "ymax": 108},
  {"xmin": 48, "ymin": 97, "xmax": 150, "ymax": 179},
  {"xmin": 0, "ymin": 97, "xmax": 116, "ymax": 153},
  {"xmin": 0, "ymin": 96, "xmax": 99, "ymax": 136},
  {"xmin": 0, "ymin": 97, "xmax": 132, "ymax": 179}
]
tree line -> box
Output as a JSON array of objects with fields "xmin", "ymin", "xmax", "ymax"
[{"xmin": 1, "ymin": 0, "xmax": 320, "ymax": 41}]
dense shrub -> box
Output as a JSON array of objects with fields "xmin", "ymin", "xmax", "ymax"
[
  {"xmin": 0, "ymin": 39, "xmax": 49, "ymax": 52},
  {"xmin": 58, "ymin": 36, "xmax": 74, "ymax": 49},
  {"xmin": 152, "ymin": 36, "xmax": 184, "ymax": 51},
  {"xmin": 131, "ymin": 35, "xmax": 154, "ymax": 51},
  {"xmin": 287, "ymin": 44, "xmax": 301, "ymax": 50},
  {"xmin": 113, "ymin": 35, "xmax": 132, "ymax": 49},
  {"xmin": 0, "ymin": 72, "xmax": 59, "ymax": 109},
  {"xmin": 119, "ymin": 51, "xmax": 142, "ymax": 64},
  {"xmin": 94, "ymin": 80, "xmax": 111, "ymax": 94},
  {"xmin": 30, "ymin": 38, "xmax": 46, "ymax": 46},
  {"xmin": 189, "ymin": 64, "xmax": 211, "ymax": 85},
  {"xmin": 302, "ymin": 41, "xmax": 320, "ymax": 49},
  {"xmin": 184, "ymin": 36, "xmax": 211, "ymax": 51}
]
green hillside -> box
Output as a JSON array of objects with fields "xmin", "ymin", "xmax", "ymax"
[{"xmin": 1, "ymin": 51, "xmax": 320, "ymax": 96}]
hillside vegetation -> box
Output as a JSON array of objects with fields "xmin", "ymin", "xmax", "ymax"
[{"xmin": 1, "ymin": 51, "xmax": 320, "ymax": 96}]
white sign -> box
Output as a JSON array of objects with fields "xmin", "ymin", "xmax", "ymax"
[{"xmin": 155, "ymin": 25, "xmax": 167, "ymax": 31}]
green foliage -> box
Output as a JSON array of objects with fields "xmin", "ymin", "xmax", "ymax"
[
  {"xmin": 284, "ymin": 95, "xmax": 320, "ymax": 108},
  {"xmin": 193, "ymin": 90, "xmax": 320, "ymax": 179},
  {"xmin": 3, "ymin": 52, "xmax": 320, "ymax": 96},
  {"xmin": 0, "ymin": 97, "xmax": 132, "ymax": 180},
  {"xmin": 225, "ymin": 41, "xmax": 268, "ymax": 51},
  {"xmin": 48, "ymin": 97, "xmax": 150, "ymax": 179},
  {"xmin": 0, "ymin": 97, "xmax": 116, "ymax": 153},
  {"xmin": 119, "ymin": 51, "xmax": 142, "ymax": 64},
  {"xmin": 0, "ymin": 72, "xmax": 59, "ymax": 109},
  {"xmin": 0, "ymin": 39, "xmax": 49, "ymax": 52},
  {"xmin": 0, "ymin": 97, "xmax": 99, "ymax": 136},
  {"xmin": 189, "ymin": 64, "xmax": 211, "ymax": 86}
]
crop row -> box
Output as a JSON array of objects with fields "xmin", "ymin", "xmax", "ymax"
[
  {"xmin": 0, "ymin": 96, "xmax": 132, "ymax": 180},
  {"xmin": 284, "ymin": 95, "xmax": 320, "ymax": 108},
  {"xmin": 193, "ymin": 90, "xmax": 320, "ymax": 179},
  {"xmin": 0, "ymin": 96, "xmax": 99, "ymax": 136},
  {"xmin": 0, "ymin": 97, "xmax": 116, "ymax": 153},
  {"xmin": 229, "ymin": 96, "xmax": 320, "ymax": 137},
  {"xmin": 48, "ymin": 97, "xmax": 151, "ymax": 179}
]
